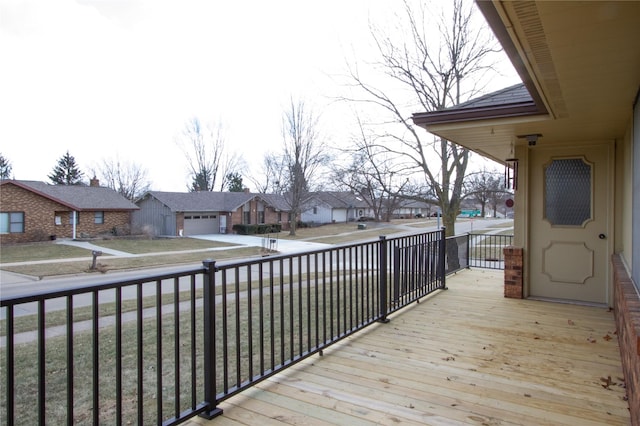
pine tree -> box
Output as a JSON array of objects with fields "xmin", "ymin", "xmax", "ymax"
[
  {"xmin": 189, "ymin": 168, "xmax": 213, "ymax": 192},
  {"xmin": 226, "ymin": 172, "xmax": 244, "ymax": 192},
  {"xmin": 0, "ymin": 153, "xmax": 12, "ymax": 180},
  {"xmin": 49, "ymin": 151, "xmax": 84, "ymax": 185}
]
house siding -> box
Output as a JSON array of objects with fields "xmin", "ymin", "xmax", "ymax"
[
  {"xmin": 132, "ymin": 196, "xmax": 176, "ymax": 236},
  {"xmin": 301, "ymin": 201, "xmax": 333, "ymax": 224},
  {"xmin": 1, "ymin": 184, "xmax": 131, "ymax": 244}
]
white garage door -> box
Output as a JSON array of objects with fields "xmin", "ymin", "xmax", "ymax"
[{"xmin": 183, "ymin": 213, "xmax": 219, "ymax": 235}]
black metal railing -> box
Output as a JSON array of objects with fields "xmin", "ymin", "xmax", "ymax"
[
  {"xmin": 1, "ymin": 229, "xmax": 449, "ymax": 425},
  {"xmin": 445, "ymin": 234, "xmax": 470, "ymax": 274},
  {"xmin": 467, "ymin": 233, "xmax": 513, "ymax": 270}
]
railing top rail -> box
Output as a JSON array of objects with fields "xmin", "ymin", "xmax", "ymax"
[
  {"xmin": 1, "ymin": 228, "xmax": 446, "ymax": 305},
  {"xmin": 206, "ymin": 229, "xmax": 441, "ymax": 272},
  {"xmin": 0, "ymin": 265, "xmax": 206, "ymax": 306}
]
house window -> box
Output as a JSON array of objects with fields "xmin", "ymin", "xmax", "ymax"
[
  {"xmin": 69, "ymin": 211, "xmax": 78, "ymax": 225},
  {"xmin": 258, "ymin": 211, "xmax": 265, "ymax": 224},
  {"xmin": 243, "ymin": 211, "xmax": 250, "ymax": 224},
  {"xmin": 313, "ymin": 207, "xmax": 318, "ymax": 214},
  {"xmin": 55, "ymin": 215, "xmax": 62, "ymax": 225},
  {"xmin": 94, "ymin": 211, "xmax": 104, "ymax": 224},
  {"xmin": 0, "ymin": 212, "xmax": 25, "ymax": 234}
]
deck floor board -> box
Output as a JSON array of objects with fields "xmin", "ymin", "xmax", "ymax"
[{"xmin": 188, "ymin": 269, "xmax": 630, "ymax": 425}]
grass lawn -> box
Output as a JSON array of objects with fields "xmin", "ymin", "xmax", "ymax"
[
  {"xmin": 94, "ymin": 237, "xmax": 236, "ymax": 254},
  {"xmin": 0, "ymin": 237, "xmax": 235, "ymax": 263},
  {"xmin": 0, "ymin": 219, "xmax": 513, "ymax": 278},
  {"xmin": 0, "ymin": 247, "xmax": 262, "ymax": 277},
  {"xmin": 0, "ymin": 243, "xmax": 97, "ymax": 263}
]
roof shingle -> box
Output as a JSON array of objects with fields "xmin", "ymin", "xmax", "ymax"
[{"xmin": 2, "ymin": 180, "xmax": 138, "ymax": 211}]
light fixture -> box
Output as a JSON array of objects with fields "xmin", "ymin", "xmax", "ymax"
[
  {"xmin": 517, "ymin": 133, "xmax": 543, "ymax": 146},
  {"xmin": 505, "ymin": 140, "xmax": 518, "ymax": 190}
]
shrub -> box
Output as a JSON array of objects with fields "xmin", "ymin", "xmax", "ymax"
[{"xmin": 232, "ymin": 223, "xmax": 282, "ymax": 235}]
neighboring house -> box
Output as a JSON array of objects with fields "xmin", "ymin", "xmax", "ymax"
[
  {"xmin": 300, "ymin": 192, "xmax": 374, "ymax": 224},
  {"xmin": 133, "ymin": 190, "xmax": 293, "ymax": 236},
  {"xmin": 389, "ymin": 199, "xmax": 431, "ymax": 219},
  {"xmin": 0, "ymin": 179, "xmax": 138, "ymax": 244},
  {"xmin": 413, "ymin": 0, "xmax": 640, "ymax": 419}
]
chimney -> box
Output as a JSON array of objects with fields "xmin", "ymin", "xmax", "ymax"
[
  {"xmin": 90, "ymin": 176, "xmax": 100, "ymax": 187},
  {"xmin": 243, "ymin": 187, "xmax": 251, "ymax": 194}
]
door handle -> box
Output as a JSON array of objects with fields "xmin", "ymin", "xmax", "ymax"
[{"xmin": 599, "ymin": 234, "xmax": 606, "ymax": 240}]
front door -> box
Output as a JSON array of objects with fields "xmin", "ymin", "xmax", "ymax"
[{"xmin": 529, "ymin": 142, "xmax": 613, "ymax": 304}]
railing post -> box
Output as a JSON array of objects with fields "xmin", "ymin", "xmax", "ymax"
[
  {"xmin": 378, "ymin": 236, "xmax": 390, "ymax": 323},
  {"xmin": 466, "ymin": 233, "xmax": 471, "ymax": 269},
  {"xmin": 439, "ymin": 228, "xmax": 448, "ymax": 290},
  {"xmin": 201, "ymin": 259, "xmax": 223, "ymax": 419},
  {"xmin": 392, "ymin": 246, "xmax": 400, "ymax": 305}
]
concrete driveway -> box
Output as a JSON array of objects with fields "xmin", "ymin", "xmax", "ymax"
[{"xmin": 188, "ymin": 233, "xmax": 332, "ymax": 255}]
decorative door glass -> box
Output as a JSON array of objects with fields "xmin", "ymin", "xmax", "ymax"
[{"xmin": 544, "ymin": 158, "xmax": 592, "ymax": 226}]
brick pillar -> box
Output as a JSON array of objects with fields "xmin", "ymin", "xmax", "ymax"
[{"xmin": 504, "ymin": 246, "xmax": 523, "ymax": 299}]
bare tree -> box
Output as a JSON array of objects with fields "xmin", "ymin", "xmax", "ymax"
[
  {"xmin": 463, "ymin": 168, "xmax": 497, "ymax": 216},
  {"xmin": 332, "ymin": 117, "xmax": 413, "ymax": 221},
  {"xmin": 175, "ymin": 117, "xmax": 244, "ymax": 192},
  {"xmin": 247, "ymin": 153, "xmax": 288, "ymax": 194},
  {"xmin": 341, "ymin": 0, "xmax": 499, "ymax": 237},
  {"xmin": 94, "ymin": 157, "xmax": 151, "ymax": 201},
  {"xmin": 279, "ymin": 98, "xmax": 329, "ymax": 236},
  {"xmin": 217, "ymin": 153, "xmax": 247, "ymax": 192}
]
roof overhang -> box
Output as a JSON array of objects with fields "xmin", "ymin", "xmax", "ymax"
[{"xmin": 413, "ymin": 0, "xmax": 640, "ymax": 163}]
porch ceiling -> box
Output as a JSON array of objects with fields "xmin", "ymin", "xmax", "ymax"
[{"xmin": 418, "ymin": 1, "xmax": 640, "ymax": 163}]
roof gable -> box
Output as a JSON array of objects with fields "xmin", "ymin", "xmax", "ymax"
[{"xmin": 256, "ymin": 193, "xmax": 291, "ymax": 211}]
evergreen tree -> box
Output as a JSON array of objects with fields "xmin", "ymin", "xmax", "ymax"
[
  {"xmin": 226, "ymin": 172, "xmax": 244, "ymax": 192},
  {"xmin": 49, "ymin": 151, "xmax": 84, "ymax": 185},
  {"xmin": 189, "ymin": 168, "xmax": 213, "ymax": 192},
  {"xmin": 0, "ymin": 153, "xmax": 12, "ymax": 180}
]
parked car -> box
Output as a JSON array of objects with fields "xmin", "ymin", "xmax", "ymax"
[{"xmin": 414, "ymin": 213, "xmax": 425, "ymax": 218}]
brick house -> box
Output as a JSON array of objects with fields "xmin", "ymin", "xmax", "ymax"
[
  {"xmin": 0, "ymin": 179, "xmax": 139, "ymax": 244},
  {"xmin": 132, "ymin": 190, "xmax": 293, "ymax": 237}
]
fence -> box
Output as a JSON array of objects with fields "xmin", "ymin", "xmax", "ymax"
[
  {"xmin": 466, "ymin": 233, "xmax": 513, "ymax": 270},
  {"xmin": 2, "ymin": 229, "xmax": 453, "ymax": 426}
]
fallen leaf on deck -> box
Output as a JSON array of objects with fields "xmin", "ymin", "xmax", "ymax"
[{"xmin": 601, "ymin": 376, "xmax": 615, "ymax": 389}]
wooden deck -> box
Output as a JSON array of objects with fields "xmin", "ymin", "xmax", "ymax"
[{"xmin": 187, "ymin": 269, "xmax": 630, "ymax": 425}]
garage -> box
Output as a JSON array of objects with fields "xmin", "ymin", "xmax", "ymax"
[{"xmin": 183, "ymin": 212, "xmax": 219, "ymax": 235}]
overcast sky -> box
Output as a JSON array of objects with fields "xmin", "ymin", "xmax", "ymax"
[{"xmin": 1, "ymin": 0, "xmax": 520, "ymax": 192}]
